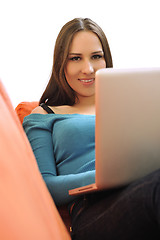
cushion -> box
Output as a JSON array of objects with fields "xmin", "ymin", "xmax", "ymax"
[
  {"xmin": 0, "ymin": 80, "xmax": 71, "ymax": 240},
  {"xmin": 15, "ymin": 101, "xmax": 39, "ymax": 124}
]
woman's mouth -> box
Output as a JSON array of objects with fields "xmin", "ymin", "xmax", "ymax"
[{"xmin": 78, "ymin": 78, "xmax": 95, "ymax": 84}]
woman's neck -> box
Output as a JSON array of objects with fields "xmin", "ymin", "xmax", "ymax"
[
  {"xmin": 73, "ymin": 95, "xmax": 95, "ymax": 114},
  {"xmin": 75, "ymin": 94, "xmax": 95, "ymax": 106}
]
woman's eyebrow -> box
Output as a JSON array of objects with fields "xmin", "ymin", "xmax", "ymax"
[
  {"xmin": 69, "ymin": 51, "xmax": 104, "ymax": 55},
  {"xmin": 92, "ymin": 51, "xmax": 104, "ymax": 54},
  {"xmin": 68, "ymin": 53, "xmax": 82, "ymax": 56}
]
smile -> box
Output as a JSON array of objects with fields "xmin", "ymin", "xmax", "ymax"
[{"xmin": 79, "ymin": 78, "xmax": 95, "ymax": 83}]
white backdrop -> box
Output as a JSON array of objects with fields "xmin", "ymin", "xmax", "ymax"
[{"xmin": 0, "ymin": 0, "xmax": 160, "ymax": 107}]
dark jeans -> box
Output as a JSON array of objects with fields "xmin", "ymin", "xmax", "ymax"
[{"xmin": 71, "ymin": 169, "xmax": 160, "ymax": 240}]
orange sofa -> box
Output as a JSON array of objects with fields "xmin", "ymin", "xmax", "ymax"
[{"xmin": 0, "ymin": 79, "xmax": 71, "ymax": 240}]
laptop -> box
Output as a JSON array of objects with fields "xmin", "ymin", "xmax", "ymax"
[{"xmin": 69, "ymin": 67, "xmax": 160, "ymax": 196}]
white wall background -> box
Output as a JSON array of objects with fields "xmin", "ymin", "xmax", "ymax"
[{"xmin": 0, "ymin": 0, "xmax": 160, "ymax": 107}]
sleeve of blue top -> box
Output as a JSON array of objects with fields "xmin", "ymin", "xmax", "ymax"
[{"xmin": 23, "ymin": 115, "xmax": 95, "ymax": 206}]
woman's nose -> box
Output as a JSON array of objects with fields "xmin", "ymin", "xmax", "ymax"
[{"xmin": 81, "ymin": 60, "xmax": 94, "ymax": 74}]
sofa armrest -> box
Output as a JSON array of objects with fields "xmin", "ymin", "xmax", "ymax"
[{"xmin": 0, "ymin": 81, "xmax": 71, "ymax": 239}]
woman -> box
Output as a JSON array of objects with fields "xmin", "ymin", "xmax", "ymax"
[{"xmin": 23, "ymin": 18, "xmax": 160, "ymax": 239}]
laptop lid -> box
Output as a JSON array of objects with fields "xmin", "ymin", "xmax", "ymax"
[{"xmin": 95, "ymin": 67, "xmax": 160, "ymax": 188}]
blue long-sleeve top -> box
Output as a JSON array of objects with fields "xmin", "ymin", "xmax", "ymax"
[{"xmin": 23, "ymin": 113, "xmax": 95, "ymax": 206}]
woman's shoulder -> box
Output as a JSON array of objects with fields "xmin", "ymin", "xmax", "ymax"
[
  {"xmin": 31, "ymin": 106, "xmax": 47, "ymax": 114},
  {"xmin": 23, "ymin": 105, "xmax": 56, "ymax": 127}
]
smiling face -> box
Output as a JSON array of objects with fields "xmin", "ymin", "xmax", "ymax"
[{"xmin": 64, "ymin": 31, "xmax": 106, "ymax": 102}]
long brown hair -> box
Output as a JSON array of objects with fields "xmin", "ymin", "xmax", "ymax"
[{"xmin": 40, "ymin": 18, "xmax": 113, "ymax": 106}]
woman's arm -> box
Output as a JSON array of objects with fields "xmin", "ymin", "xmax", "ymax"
[
  {"xmin": 44, "ymin": 171, "xmax": 95, "ymax": 206},
  {"xmin": 23, "ymin": 114, "xmax": 95, "ymax": 206}
]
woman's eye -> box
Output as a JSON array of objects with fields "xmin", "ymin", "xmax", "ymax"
[
  {"xmin": 92, "ymin": 54, "xmax": 103, "ymax": 60},
  {"xmin": 69, "ymin": 56, "xmax": 81, "ymax": 61}
]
